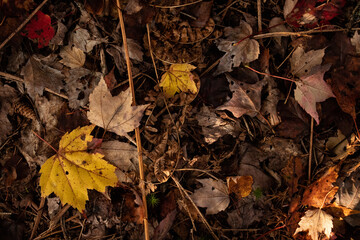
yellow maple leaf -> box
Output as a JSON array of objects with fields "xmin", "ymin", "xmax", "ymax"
[
  {"xmin": 39, "ymin": 125, "xmax": 118, "ymax": 212},
  {"xmin": 159, "ymin": 63, "xmax": 197, "ymax": 98}
]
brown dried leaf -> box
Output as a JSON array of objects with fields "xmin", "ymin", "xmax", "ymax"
[
  {"xmin": 226, "ymin": 176, "xmax": 253, "ymax": 199},
  {"xmin": 0, "ymin": 84, "xmax": 17, "ymax": 144}
]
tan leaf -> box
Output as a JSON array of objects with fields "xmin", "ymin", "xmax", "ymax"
[
  {"xmin": 216, "ymin": 74, "xmax": 265, "ymax": 118},
  {"xmin": 295, "ymin": 209, "xmax": 333, "ymax": 240},
  {"xmin": 290, "ymin": 46, "xmax": 325, "ymax": 77},
  {"xmin": 191, "ymin": 178, "xmax": 229, "ymax": 215},
  {"xmin": 87, "ymin": 76, "xmax": 149, "ymax": 136},
  {"xmin": 59, "ymin": 45, "xmax": 86, "ymax": 68}
]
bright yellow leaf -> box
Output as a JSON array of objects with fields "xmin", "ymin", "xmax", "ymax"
[
  {"xmin": 159, "ymin": 63, "xmax": 197, "ymax": 98},
  {"xmin": 39, "ymin": 125, "xmax": 118, "ymax": 212}
]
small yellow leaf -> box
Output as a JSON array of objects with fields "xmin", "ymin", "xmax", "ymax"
[
  {"xmin": 159, "ymin": 63, "xmax": 197, "ymax": 98},
  {"xmin": 226, "ymin": 176, "xmax": 253, "ymax": 199},
  {"xmin": 39, "ymin": 125, "xmax": 118, "ymax": 212}
]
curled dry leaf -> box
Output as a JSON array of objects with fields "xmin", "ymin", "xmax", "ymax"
[
  {"xmin": 191, "ymin": 178, "xmax": 229, "ymax": 215},
  {"xmin": 39, "ymin": 125, "xmax": 118, "ymax": 212},
  {"xmin": 295, "ymin": 209, "xmax": 333, "ymax": 240},
  {"xmin": 59, "ymin": 45, "xmax": 86, "ymax": 68},
  {"xmin": 87, "ymin": 76, "xmax": 149, "ymax": 137},
  {"xmin": 216, "ymin": 74, "xmax": 265, "ymax": 118},
  {"xmin": 215, "ymin": 20, "xmax": 260, "ymax": 75},
  {"xmin": 294, "ymin": 64, "xmax": 335, "ymax": 124}
]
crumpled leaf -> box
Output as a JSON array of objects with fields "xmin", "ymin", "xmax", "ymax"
[
  {"xmin": 195, "ymin": 105, "xmax": 239, "ymax": 144},
  {"xmin": 39, "ymin": 125, "xmax": 118, "ymax": 212},
  {"xmin": 0, "ymin": 84, "xmax": 17, "ymax": 145},
  {"xmin": 191, "ymin": 178, "xmax": 229, "ymax": 215},
  {"xmin": 87, "ymin": 76, "xmax": 149, "ymax": 136},
  {"xmin": 59, "ymin": 45, "xmax": 86, "ymax": 68},
  {"xmin": 22, "ymin": 56, "xmax": 64, "ymax": 100},
  {"xmin": 159, "ymin": 64, "xmax": 197, "ymax": 98},
  {"xmin": 216, "ymin": 74, "xmax": 265, "ymax": 118},
  {"xmin": 215, "ymin": 20, "xmax": 259, "ymax": 75},
  {"xmin": 295, "ymin": 209, "xmax": 333, "ymax": 240},
  {"xmin": 290, "ymin": 46, "xmax": 326, "ymax": 77},
  {"xmin": 226, "ymin": 176, "xmax": 253, "ymax": 200},
  {"xmin": 21, "ymin": 11, "xmax": 55, "ymax": 48},
  {"xmin": 294, "ymin": 64, "xmax": 335, "ymax": 124}
]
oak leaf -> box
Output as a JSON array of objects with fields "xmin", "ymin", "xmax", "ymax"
[
  {"xmin": 159, "ymin": 64, "xmax": 197, "ymax": 98},
  {"xmin": 216, "ymin": 74, "xmax": 265, "ymax": 118},
  {"xmin": 294, "ymin": 64, "xmax": 335, "ymax": 124},
  {"xmin": 87, "ymin": 76, "xmax": 149, "ymax": 136},
  {"xmin": 294, "ymin": 209, "xmax": 333, "ymax": 240},
  {"xmin": 59, "ymin": 45, "xmax": 86, "ymax": 68},
  {"xmin": 39, "ymin": 125, "xmax": 118, "ymax": 212},
  {"xmin": 191, "ymin": 178, "xmax": 229, "ymax": 215}
]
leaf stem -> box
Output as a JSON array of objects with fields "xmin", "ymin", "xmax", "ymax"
[
  {"xmin": 244, "ymin": 65, "xmax": 297, "ymax": 83},
  {"xmin": 32, "ymin": 130, "xmax": 58, "ymax": 154}
]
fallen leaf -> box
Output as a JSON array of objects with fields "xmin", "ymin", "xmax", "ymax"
[
  {"xmin": 87, "ymin": 76, "xmax": 149, "ymax": 137},
  {"xmin": 326, "ymin": 130, "xmax": 357, "ymax": 160},
  {"xmin": 191, "ymin": 178, "xmax": 229, "ymax": 215},
  {"xmin": 215, "ymin": 20, "xmax": 259, "ymax": 75},
  {"xmin": 195, "ymin": 105, "xmax": 240, "ymax": 144},
  {"xmin": 59, "ymin": 45, "xmax": 86, "ymax": 68},
  {"xmin": 325, "ymin": 202, "xmax": 360, "ymax": 219},
  {"xmin": 159, "ymin": 64, "xmax": 197, "ymax": 98},
  {"xmin": 39, "ymin": 125, "xmax": 118, "ymax": 212},
  {"xmin": 226, "ymin": 176, "xmax": 253, "ymax": 199},
  {"xmin": 22, "ymin": 56, "xmax": 64, "ymax": 100},
  {"xmin": 153, "ymin": 209, "xmax": 177, "ymax": 240},
  {"xmin": 0, "ymin": 84, "xmax": 17, "ymax": 145},
  {"xmin": 302, "ymin": 164, "xmax": 340, "ymax": 208},
  {"xmin": 294, "ymin": 209, "xmax": 333, "ymax": 240},
  {"xmin": 121, "ymin": 39, "xmax": 143, "ymax": 62},
  {"xmin": 351, "ymin": 31, "xmax": 360, "ymax": 54},
  {"xmin": 290, "ymin": 46, "xmax": 326, "ymax": 77},
  {"xmin": 70, "ymin": 26, "xmax": 107, "ymax": 53},
  {"xmin": 283, "ymin": 0, "xmax": 298, "ymax": 18},
  {"xmin": 281, "ymin": 156, "xmax": 304, "ymax": 196},
  {"xmin": 216, "ymin": 74, "xmax": 265, "ymax": 118},
  {"xmin": 269, "ymin": 17, "xmax": 290, "ymax": 46},
  {"xmin": 294, "ymin": 64, "xmax": 335, "ymax": 124},
  {"xmin": 21, "ymin": 11, "xmax": 55, "ymax": 48}
]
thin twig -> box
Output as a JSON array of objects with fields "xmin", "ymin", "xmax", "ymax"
[
  {"xmin": 0, "ymin": 0, "xmax": 49, "ymax": 51},
  {"xmin": 146, "ymin": 24, "xmax": 159, "ymax": 81},
  {"xmin": 30, "ymin": 197, "xmax": 46, "ymax": 240},
  {"xmin": 150, "ymin": 0, "xmax": 202, "ymax": 9},
  {"xmin": 244, "ymin": 65, "xmax": 296, "ymax": 83},
  {"xmin": 308, "ymin": 118, "xmax": 314, "ymax": 183},
  {"xmin": 257, "ymin": 0, "xmax": 262, "ymax": 33},
  {"xmin": 115, "ymin": 1, "xmax": 149, "ymax": 240}
]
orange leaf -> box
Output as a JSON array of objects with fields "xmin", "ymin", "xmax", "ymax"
[{"xmin": 226, "ymin": 175, "xmax": 253, "ymax": 199}]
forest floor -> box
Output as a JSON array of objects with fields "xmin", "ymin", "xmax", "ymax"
[{"xmin": 1, "ymin": 0, "xmax": 360, "ymax": 239}]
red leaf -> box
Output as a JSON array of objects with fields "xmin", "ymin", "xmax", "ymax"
[
  {"xmin": 285, "ymin": 0, "xmax": 346, "ymax": 28},
  {"xmin": 21, "ymin": 11, "xmax": 55, "ymax": 48}
]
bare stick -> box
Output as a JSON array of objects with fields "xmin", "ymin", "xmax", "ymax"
[
  {"xmin": 257, "ymin": 0, "xmax": 262, "ymax": 33},
  {"xmin": 0, "ymin": 0, "xmax": 49, "ymax": 51},
  {"xmin": 308, "ymin": 118, "xmax": 314, "ymax": 183},
  {"xmin": 115, "ymin": 1, "xmax": 149, "ymax": 240},
  {"xmin": 30, "ymin": 197, "xmax": 46, "ymax": 240}
]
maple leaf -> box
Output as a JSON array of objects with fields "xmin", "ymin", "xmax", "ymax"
[
  {"xmin": 159, "ymin": 64, "xmax": 197, "ymax": 98},
  {"xmin": 39, "ymin": 125, "xmax": 118, "ymax": 212},
  {"xmin": 294, "ymin": 64, "xmax": 335, "ymax": 124},
  {"xmin": 59, "ymin": 45, "xmax": 86, "ymax": 69},
  {"xmin": 191, "ymin": 178, "xmax": 230, "ymax": 215},
  {"xmin": 216, "ymin": 74, "xmax": 265, "ymax": 118},
  {"xmin": 290, "ymin": 46, "xmax": 326, "ymax": 77},
  {"xmin": 21, "ymin": 11, "xmax": 55, "ymax": 48},
  {"xmin": 87, "ymin": 76, "xmax": 149, "ymax": 137},
  {"xmin": 215, "ymin": 20, "xmax": 260, "ymax": 75},
  {"xmin": 295, "ymin": 209, "xmax": 333, "ymax": 240}
]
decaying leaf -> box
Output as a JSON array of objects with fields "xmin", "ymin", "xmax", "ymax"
[
  {"xmin": 39, "ymin": 125, "xmax": 118, "ymax": 212},
  {"xmin": 226, "ymin": 176, "xmax": 253, "ymax": 200},
  {"xmin": 290, "ymin": 46, "xmax": 326, "ymax": 77},
  {"xmin": 302, "ymin": 164, "xmax": 340, "ymax": 208},
  {"xmin": 195, "ymin": 105, "xmax": 240, "ymax": 144},
  {"xmin": 294, "ymin": 209, "xmax": 333, "ymax": 240},
  {"xmin": 59, "ymin": 45, "xmax": 86, "ymax": 68},
  {"xmin": 191, "ymin": 178, "xmax": 229, "ymax": 215},
  {"xmin": 216, "ymin": 74, "xmax": 265, "ymax": 118},
  {"xmin": 0, "ymin": 84, "xmax": 17, "ymax": 145},
  {"xmin": 326, "ymin": 130, "xmax": 357, "ymax": 160},
  {"xmin": 215, "ymin": 20, "xmax": 260, "ymax": 75},
  {"xmin": 87, "ymin": 76, "xmax": 149, "ymax": 137},
  {"xmin": 69, "ymin": 26, "xmax": 107, "ymax": 53},
  {"xmin": 294, "ymin": 64, "xmax": 335, "ymax": 124},
  {"xmin": 22, "ymin": 56, "xmax": 64, "ymax": 100},
  {"xmin": 159, "ymin": 64, "xmax": 198, "ymax": 98}
]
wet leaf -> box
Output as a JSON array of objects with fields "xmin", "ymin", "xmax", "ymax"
[{"xmin": 39, "ymin": 125, "xmax": 118, "ymax": 212}]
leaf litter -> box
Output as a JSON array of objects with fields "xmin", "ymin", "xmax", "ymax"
[{"xmin": 1, "ymin": 0, "xmax": 360, "ymax": 239}]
